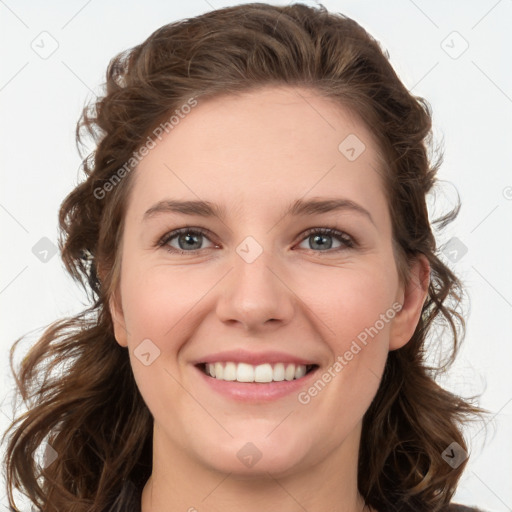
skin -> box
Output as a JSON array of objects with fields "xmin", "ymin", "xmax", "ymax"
[{"xmin": 108, "ymin": 86, "xmax": 430, "ymax": 512}]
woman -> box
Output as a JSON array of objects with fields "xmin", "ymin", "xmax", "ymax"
[{"xmin": 2, "ymin": 3, "xmax": 486, "ymax": 511}]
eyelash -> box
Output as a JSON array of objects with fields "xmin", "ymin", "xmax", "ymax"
[{"xmin": 156, "ymin": 226, "xmax": 356, "ymax": 255}]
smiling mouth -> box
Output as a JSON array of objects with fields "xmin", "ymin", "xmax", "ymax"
[{"xmin": 196, "ymin": 362, "xmax": 318, "ymax": 383}]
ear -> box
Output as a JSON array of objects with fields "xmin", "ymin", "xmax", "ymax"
[
  {"xmin": 109, "ymin": 286, "xmax": 128, "ymax": 348},
  {"xmin": 389, "ymin": 254, "xmax": 430, "ymax": 351}
]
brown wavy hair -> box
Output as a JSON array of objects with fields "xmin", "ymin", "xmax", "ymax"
[{"xmin": 2, "ymin": 3, "xmax": 485, "ymax": 511}]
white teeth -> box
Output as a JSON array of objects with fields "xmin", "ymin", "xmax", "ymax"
[
  {"xmin": 224, "ymin": 362, "xmax": 237, "ymax": 381},
  {"xmin": 203, "ymin": 362, "xmax": 312, "ymax": 383},
  {"xmin": 236, "ymin": 362, "xmax": 254, "ymax": 382},
  {"xmin": 295, "ymin": 365, "xmax": 307, "ymax": 379},
  {"xmin": 285, "ymin": 363, "xmax": 295, "ymax": 381},
  {"xmin": 254, "ymin": 363, "xmax": 273, "ymax": 382},
  {"xmin": 273, "ymin": 363, "xmax": 285, "ymax": 381},
  {"xmin": 254, "ymin": 363, "xmax": 273, "ymax": 383}
]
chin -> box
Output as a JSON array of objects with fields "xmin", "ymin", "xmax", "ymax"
[{"xmin": 195, "ymin": 433, "xmax": 312, "ymax": 477}]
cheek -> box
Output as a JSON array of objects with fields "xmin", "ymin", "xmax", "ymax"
[
  {"xmin": 120, "ymin": 263, "xmax": 197, "ymax": 415},
  {"xmin": 298, "ymin": 259, "xmax": 399, "ymax": 349},
  {"xmin": 120, "ymin": 263, "xmax": 204, "ymax": 341},
  {"xmin": 302, "ymin": 266, "xmax": 396, "ymax": 422},
  {"xmin": 120, "ymin": 245, "xmax": 399, "ymax": 353}
]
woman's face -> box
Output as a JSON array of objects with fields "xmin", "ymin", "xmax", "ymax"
[{"xmin": 110, "ymin": 86, "xmax": 426, "ymax": 477}]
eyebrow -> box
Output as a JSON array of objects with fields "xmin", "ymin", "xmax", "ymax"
[{"xmin": 143, "ymin": 197, "xmax": 375, "ymax": 225}]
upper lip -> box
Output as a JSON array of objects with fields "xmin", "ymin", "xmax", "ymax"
[{"xmin": 193, "ymin": 349, "xmax": 318, "ymax": 366}]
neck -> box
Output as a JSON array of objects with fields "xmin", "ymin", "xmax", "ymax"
[{"xmin": 141, "ymin": 421, "xmax": 374, "ymax": 512}]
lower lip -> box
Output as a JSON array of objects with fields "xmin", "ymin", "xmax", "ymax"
[{"xmin": 194, "ymin": 365, "xmax": 319, "ymax": 402}]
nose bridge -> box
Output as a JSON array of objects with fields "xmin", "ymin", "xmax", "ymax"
[
  {"xmin": 233, "ymin": 233, "xmax": 281, "ymax": 304},
  {"xmin": 216, "ymin": 233, "xmax": 294, "ymax": 328}
]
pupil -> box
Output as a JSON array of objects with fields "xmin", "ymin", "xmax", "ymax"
[
  {"xmin": 312, "ymin": 234, "xmax": 332, "ymax": 250},
  {"xmin": 180, "ymin": 233, "xmax": 201, "ymax": 250}
]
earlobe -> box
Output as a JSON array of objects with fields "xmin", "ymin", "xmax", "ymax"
[
  {"xmin": 109, "ymin": 290, "xmax": 128, "ymax": 348},
  {"xmin": 389, "ymin": 254, "xmax": 430, "ymax": 351}
]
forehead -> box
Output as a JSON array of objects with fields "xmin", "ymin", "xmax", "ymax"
[{"xmin": 126, "ymin": 86, "xmax": 388, "ymax": 223}]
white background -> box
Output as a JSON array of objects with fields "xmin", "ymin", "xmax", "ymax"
[{"xmin": 1, "ymin": 1, "xmax": 511, "ymax": 510}]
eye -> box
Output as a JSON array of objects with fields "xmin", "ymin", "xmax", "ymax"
[
  {"xmin": 156, "ymin": 226, "xmax": 355, "ymax": 255},
  {"xmin": 157, "ymin": 227, "xmax": 217, "ymax": 254},
  {"xmin": 296, "ymin": 227, "xmax": 355, "ymax": 252}
]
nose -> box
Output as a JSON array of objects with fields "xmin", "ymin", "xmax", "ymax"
[{"xmin": 215, "ymin": 241, "xmax": 296, "ymax": 332}]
